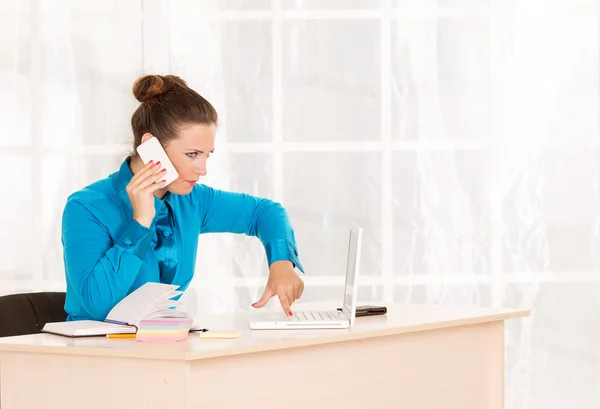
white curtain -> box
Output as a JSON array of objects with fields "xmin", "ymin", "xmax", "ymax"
[{"xmin": 1, "ymin": 0, "xmax": 599, "ymax": 408}]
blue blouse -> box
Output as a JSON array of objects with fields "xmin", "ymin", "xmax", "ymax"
[{"xmin": 61, "ymin": 157, "xmax": 304, "ymax": 321}]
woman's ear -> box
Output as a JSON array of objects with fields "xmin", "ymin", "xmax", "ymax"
[{"xmin": 141, "ymin": 133, "xmax": 153, "ymax": 144}]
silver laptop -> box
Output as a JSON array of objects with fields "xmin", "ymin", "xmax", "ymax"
[{"xmin": 248, "ymin": 227, "xmax": 363, "ymax": 329}]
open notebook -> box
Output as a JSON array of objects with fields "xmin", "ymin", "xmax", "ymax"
[{"xmin": 42, "ymin": 282, "xmax": 191, "ymax": 337}]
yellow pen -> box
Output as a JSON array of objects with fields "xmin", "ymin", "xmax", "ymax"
[{"xmin": 106, "ymin": 333, "xmax": 136, "ymax": 339}]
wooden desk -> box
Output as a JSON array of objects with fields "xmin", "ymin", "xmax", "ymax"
[{"xmin": 0, "ymin": 303, "xmax": 529, "ymax": 409}]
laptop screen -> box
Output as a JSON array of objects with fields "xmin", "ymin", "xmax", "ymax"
[{"xmin": 343, "ymin": 227, "xmax": 363, "ymax": 314}]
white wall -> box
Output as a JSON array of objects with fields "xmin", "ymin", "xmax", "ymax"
[{"xmin": 1, "ymin": 1, "xmax": 599, "ymax": 408}]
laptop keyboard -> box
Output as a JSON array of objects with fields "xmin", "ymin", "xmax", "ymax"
[{"xmin": 288, "ymin": 310, "xmax": 343, "ymax": 321}]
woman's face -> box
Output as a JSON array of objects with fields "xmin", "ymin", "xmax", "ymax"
[{"xmin": 148, "ymin": 122, "xmax": 216, "ymax": 195}]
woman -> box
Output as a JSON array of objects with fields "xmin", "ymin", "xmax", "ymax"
[{"xmin": 61, "ymin": 74, "xmax": 304, "ymax": 322}]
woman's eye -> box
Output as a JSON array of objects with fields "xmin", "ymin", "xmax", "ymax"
[
  {"xmin": 206, "ymin": 152, "xmax": 211, "ymax": 159},
  {"xmin": 186, "ymin": 152, "xmax": 197, "ymax": 158}
]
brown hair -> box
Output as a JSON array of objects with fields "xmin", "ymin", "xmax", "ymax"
[{"xmin": 130, "ymin": 74, "xmax": 218, "ymax": 156}]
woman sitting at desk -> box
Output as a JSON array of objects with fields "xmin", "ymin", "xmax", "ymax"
[{"xmin": 61, "ymin": 74, "xmax": 304, "ymax": 322}]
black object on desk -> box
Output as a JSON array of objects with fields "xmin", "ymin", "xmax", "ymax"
[
  {"xmin": 339, "ymin": 305, "xmax": 387, "ymax": 317},
  {"xmin": 356, "ymin": 305, "xmax": 387, "ymax": 317}
]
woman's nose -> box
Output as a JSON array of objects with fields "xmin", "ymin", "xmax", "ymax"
[{"xmin": 195, "ymin": 163, "xmax": 207, "ymax": 176}]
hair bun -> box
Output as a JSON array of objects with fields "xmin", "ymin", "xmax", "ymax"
[{"xmin": 132, "ymin": 74, "xmax": 188, "ymax": 103}]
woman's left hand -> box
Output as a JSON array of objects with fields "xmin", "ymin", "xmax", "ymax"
[{"xmin": 252, "ymin": 260, "xmax": 304, "ymax": 316}]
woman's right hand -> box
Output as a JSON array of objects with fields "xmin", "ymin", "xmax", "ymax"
[{"xmin": 127, "ymin": 160, "xmax": 166, "ymax": 228}]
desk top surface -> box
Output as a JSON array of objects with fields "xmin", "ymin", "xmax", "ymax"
[{"xmin": 0, "ymin": 302, "xmax": 529, "ymax": 361}]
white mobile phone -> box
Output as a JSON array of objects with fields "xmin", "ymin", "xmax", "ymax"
[{"xmin": 136, "ymin": 136, "xmax": 179, "ymax": 186}]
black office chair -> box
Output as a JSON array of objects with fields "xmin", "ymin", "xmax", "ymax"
[{"xmin": 0, "ymin": 292, "xmax": 67, "ymax": 338}]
